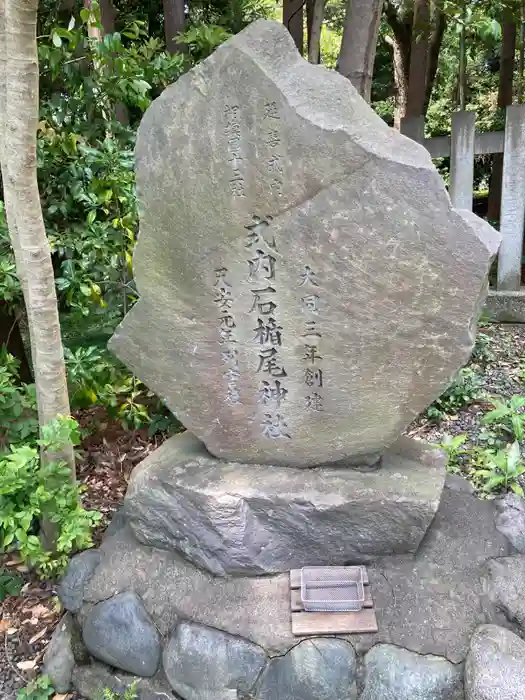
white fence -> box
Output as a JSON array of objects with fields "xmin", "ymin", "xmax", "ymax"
[{"xmin": 401, "ymin": 105, "xmax": 525, "ymax": 292}]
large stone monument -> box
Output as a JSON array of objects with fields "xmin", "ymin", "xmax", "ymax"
[
  {"xmin": 48, "ymin": 19, "xmax": 523, "ymax": 700},
  {"xmin": 107, "ymin": 17, "xmax": 499, "ymax": 572}
]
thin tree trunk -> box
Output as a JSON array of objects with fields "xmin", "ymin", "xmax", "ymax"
[
  {"xmin": 519, "ymin": 3, "xmax": 525, "ymax": 103},
  {"xmin": 487, "ymin": 20, "xmax": 517, "ymax": 223},
  {"xmin": 83, "ymin": 0, "xmax": 128, "ymax": 125},
  {"xmin": 458, "ymin": 11, "xmax": 467, "ymax": 110},
  {"xmin": 308, "ymin": 0, "xmax": 324, "ymax": 65},
  {"xmin": 283, "ymin": 0, "xmax": 304, "ymax": 54},
  {"xmin": 405, "ymin": 0, "xmax": 430, "ymax": 118},
  {"xmin": 163, "ymin": 0, "xmax": 185, "ymax": 54},
  {"xmin": 337, "ymin": 0, "xmax": 382, "ymax": 101},
  {"xmin": 424, "ymin": 9, "xmax": 446, "ymax": 112},
  {"xmin": 2, "ymin": 0, "xmax": 74, "ymax": 474},
  {"xmin": 385, "ymin": 33, "xmax": 409, "ymax": 128}
]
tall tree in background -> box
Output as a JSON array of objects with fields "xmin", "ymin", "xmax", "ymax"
[
  {"xmin": 308, "ymin": 0, "xmax": 325, "ymax": 63},
  {"xmin": 164, "ymin": 0, "xmax": 186, "ymax": 53},
  {"xmin": 0, "ymin": 0, "xmax": 74, "ymax": 475},
  {"xmin": 337, "ymin": 0, "xmax": 383, "ymax": 101},
  {"xmin": 487, "ymin": 17, "xmax": 517, "ymax": 221},
  {"xmin": 385, "ymin": 0, "xmax": 446, "ymax": 126},
  {"xmin": 283, "ymin": 0, "xmax": 304, "ymax": 53}
]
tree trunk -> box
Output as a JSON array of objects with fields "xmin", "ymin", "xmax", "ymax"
[
  {"xmin": 1, "ymin": 0, "xmax": 74, "ymax": 474},
  {"xmin": 163, "ymin": 0, "xmax": 185, "ymax": 54},
  {"xmin": 337, "ymin": 0, "xmax": 383, "ymax": 101},
  {"xmin": 487, "ymin": 20, "xmax": 517, "ymax": 223},
  {"xmin": 405, "ymin": 0, "xmax": 430, "ymax": 119},
  {"xmin": 519, "ymin": 3, "xmax": 525, "ymax": 103},
  {"xmin": 386, "ymin": 0, "xmax": 445, "ymax": 126},
  {"xmin": 424, "ymin": 9, "xmax": 446, "ymax": 112},
  {"xmin": 283, "ymin": 0, "xmax": 304, "ymax": 54},
  {"xmin": 83, "ymin": 0, "xmax": 128, "ymax": 125},
  {"xmin": 384, "ymin": 33, "xmax": 409, "ymax": 128},
  {"xmin": 308, "ymin": 0, "xmax": 324, "ymax": 65},
  {"xmin": 99, "ymin": 0, "xmax": 116, "ymax": 34}
]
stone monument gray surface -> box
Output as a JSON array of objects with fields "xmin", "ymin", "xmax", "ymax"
[{"xmin": 109, "ymin": 19, "xmax": 500, "ymax": 468}]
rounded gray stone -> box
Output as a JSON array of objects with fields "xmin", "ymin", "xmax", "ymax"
[
  {"xmin": 360, "ymin": 644, "xmax": 462, "ymax": 700},
  {"xmin": 495, "ymin": 494, "xmax": 525, "ymax": 553},
  {"xmin": 487, "ymin": 556, "xmax": 525, "ymax": 633},
  {"xmin": 42, "ymin": 613, "xmax": 88, "ymax": 693},
  {"xmin": 162, "ymin": 621, "xmax": 267, "ymax": 700},
  {"xmin": 256, "ymin": 638, "xmax": 357, "ymax": 700},
  {"xmin": 82, "ymin": 591, "xmax": 161, "ymax": 677},
  {"xmin": 465, "ymin": 625, "xmax": 525, "ymax": 700},
  {"xmin": 58, "ymin": 549, "xmax": 101, "ymax": 612}
]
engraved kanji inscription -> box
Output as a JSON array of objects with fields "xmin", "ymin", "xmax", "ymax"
[
  {"xmin": 214, "ymin": 265, "xmax": 241, "ymax": 405},
  {"xmin": 245, "ymin": 215, "xmax": 277, "ymax": 250},
  {"xmin": 256, "ymin": 347, "xmax": 287, "ymax": 377},
  {"xmin": 258, "ymin": 379, "xmax": 288, "ymax": 407},
  {"xmin": 250, "ymin": 286, "xmax": 277, "ymax": 315},
  {"xmin": 225, "ymin": 104, "xmax": 245, "ymax": 197},
  {"xmin": 306, "ymin": 392, "xmax": 324, "ymax": 411},
  {"xmin": 299, "ymin": 265, "xmax": 319, "ymax": 287},
  {"xmin": 305, "ymin": 367, "xmax": 323, "ymax": 388},
  {"xmin": 303, "ymin": 344, "xmax": 322, "ymax": 363},
  {"xmin": 248, "ymin": 249, "xmax": 276, "ymax": 279},
  {"xmin": 253, "ymin": 317, "xmax": 283, "ymax": 346},
  {"xmin": 262, "ymin": 413, "xmax": 291, "ymax": 439}
]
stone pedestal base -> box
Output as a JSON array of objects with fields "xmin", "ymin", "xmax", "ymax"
[
  {"xmin": 122, "ymin": 432, "xmax": 446, "ymax": 576},
  {"xmin": 45, "ymin": 476, "xmax": 524, "ymax": 700}
]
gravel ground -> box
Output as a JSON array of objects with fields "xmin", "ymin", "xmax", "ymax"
[{"xmin": 1, "ymin": 323, "xmax": 525, "ymax": 699}]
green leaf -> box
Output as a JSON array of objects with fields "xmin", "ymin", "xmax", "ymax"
[
  {"xmin": 511, "ymin": 482, "xmax": 525, "ymax": 497},
  {"xmin": 52, "ymin": 32, "xmax": 62, "ymax": 48},
  {"xmin": 68, "ymin": 15, "xmax": 75, "ymax": 31}
]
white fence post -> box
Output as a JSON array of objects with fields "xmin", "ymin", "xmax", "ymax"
[
  {"xmin": 497, "ymin": 104, "xmax": 525, "ymax": 291},
  {"xmin": 449, "ymin": 111, "xmax": 476, "ymax": 210}
]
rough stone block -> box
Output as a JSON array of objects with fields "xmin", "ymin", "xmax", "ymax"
[
  {"xmin": 465, "ymin": 625, "xmax": 525, "ymax": 700},
  {"xmin": 109, "ymin": 19, "xmax": 499, "ymax": 468},
  {"xmin": 124, "ymin": 431, "xmax": 446, "ymax": 576},
  {"xmin": 256, "ymin": 638, "xmax": 357, "ymax": 700},
  {"xmin": 360, "ymin": 644, "xmax": 462, "ymax": 700},
  {"xmin": 82, "ymin": 591, "xmax": 161, "ymax": 677},
  {"xmin": 162, "ymin": 621, "xmax": 267, "ymax": 700}
]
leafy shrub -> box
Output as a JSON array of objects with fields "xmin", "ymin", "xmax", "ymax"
[
  {"xmin": 0, "ymin": 568, "xmax": 23, "ymax": 601},
  {"xmin": 482, "ymin": 395, "xmax": 525, "ymax": 441},
  {"xmin": 95, "ymin": 682, "xmax": 138, "ymax": 700},
  {"xmin": 473, "ymin": 441, "xmax": 525, "ymax": 497},
  {"xmin": 0, "ymin": 416, "xmax": 101, "ymax": 576},
  {"xmin": 0, "ymin": 351, "xmax": 38, "ymax": 449},
  {"xmin": 427, "ymin": 368, "xmax": 484, "ymax": 420},
  {"xmin": 16, "ymin": 676, "xmax": 54, "ymax": 700}
]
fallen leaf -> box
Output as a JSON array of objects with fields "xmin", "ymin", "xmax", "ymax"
[
  {"xmin": 29, "ymin": 626, "xmax": 48, "ymax": 645},
  {"xmin": 16, "ymin": 659, "xmax": 37, "ymax": 671},
  {"xmin": 28, "ymin": 604, "xmax": 50, "ymax": 619},
  {"xmin": 7, "ymin": 627, "xmax": 18, "ymax": 636},
  {"xmin": 53, "ymin": 694, "xmax": 71, "ymax": 700}
]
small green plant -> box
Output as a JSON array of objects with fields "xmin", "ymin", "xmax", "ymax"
[
  {"xmin": 482, "ymin": 395, "xmax": 525, "ymax": 441},
  {"xmin": 473, "ymin": 441, "xmax": 525, "ymax": 496},
  {"xmin": 427, "ymin": 368, "xmax": 484, "ymax": 420},
  {"xmin": 0, "ymin": 568, "xmax": 23, "ymax": 601},
  {"xmin": 0, "ymin": 350, "xmax": 38, "ymax": 449},
  {"xmin": 16, "ymin": 675, "xmax": 54, "ymax": 700},
  {"xmin": 438, "ymin": 433, "xmax": 468, "ymax": 472},
  {"xmin": 95, "ymin": 681, "xmax": 138, "ymax": 700},
  {"xmin": 0, "ymin": 416, "xmax": 101, "ymax": 576},
  {"xmin": 471, "ymin": 330, "xmax": 494, "ymax": 365}
]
